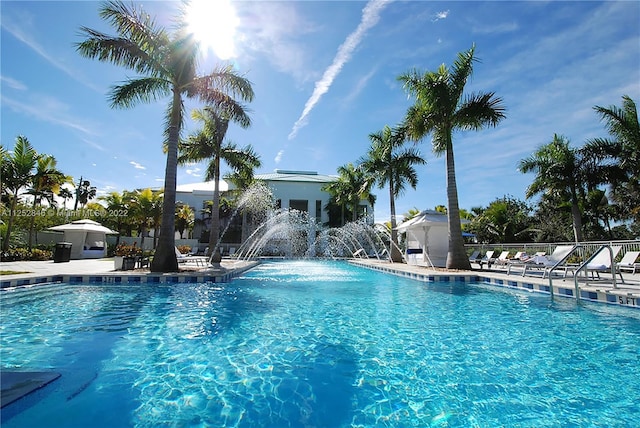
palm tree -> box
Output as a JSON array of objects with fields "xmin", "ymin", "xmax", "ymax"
[
  {"xmin": 58, "ymin": 188, "xmax": 74, "ymax": 209},
  {"xmin": 322, "ymin": 176, "xmax": 351, "ymax": 227},
  {"xmin": 359, "ymin": 125, "xmax": 425, "ymax": 262},
  {"xmin": 175, "ymin": 203, "xmax": 195, "ymax": 239},
  {"xmin": 399, "ymin": 44, "xmax": 506, "ymax": 269},
  {"xmin": 584, "ymin": 95, "xmax": 640, "ymax": 221},
  {"xmin": 402, "ymin": 207, "xmax": 421, "ymax": 223},
  {"xmin": 1, "ymin": 136, "xmax": 39, "ymax": 251},
  {"xmin": 99, "ymin": 190, "xmax": 129, "ymax": 245},
  {"xmin": 75, "ymin": 179, "xmax": 97, "ymax": 209},
  {"xmin": 518, "ymin": 134, "xmax": 587, "ymax": 242},
  {"xmin": 178, "ymin": 105, "xmax": 256, "ymax": 255},
  {"xmin": 323, "ymin": 163, "xmax": 375, "ymax": 225},
  {"xmin": 77, "ymin": 1, "xmax": 254, "ymax": 272},
  {"xmin": 129, "ymin": 188, "xmax": 163, "ymax": 249},
  {"xmin": 26, "ymin": 155, "xmax": 69, "ymax": 249}
]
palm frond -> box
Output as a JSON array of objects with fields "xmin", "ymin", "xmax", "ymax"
[
  {"xmin": 456, "ymin": 92, "xmax": 506, "ymax": 130},
  {"xmin": 449, "ymin": 44, "xmax": 476, "ymax": 101},
  {"xmin": 109, "ymin": 77, "xmax": 170, "ymax": 108}
]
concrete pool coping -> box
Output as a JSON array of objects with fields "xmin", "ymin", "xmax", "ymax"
[{"xmin": 0, "ymin": 258, "xmax": 259, "ymax": 288}]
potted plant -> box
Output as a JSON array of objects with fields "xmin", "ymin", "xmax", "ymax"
[{"xmin": 114, "ymin": 243, "xmax": 143, "ymax": 270}]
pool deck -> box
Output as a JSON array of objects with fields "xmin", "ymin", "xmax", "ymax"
[{"xmin": 1, "ymin": 257, "xmax": 639, "ymax": 309}]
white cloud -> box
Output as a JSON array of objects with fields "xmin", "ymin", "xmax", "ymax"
[
  {"xmin": 82, "ymin": 139, "xmax": 107, "ymax": 152},
  {"xmin": 186, "ymin": 167, "xmax": 201, "ymax": 176},
  {"xmin": 342, "ymin": 67, "xmax": 377, "ymax": 107},
  {"xmin": 130, "ymin": 161, "xmax": 146, "ymax": 170},
  {"xmin": 1, "ymin": 12, "xmax": 102, "ymax": 92},
  {"xmin": 235, "ymin": 2, "xmax": 318, "ymax": 84},
  {"xmin": 275, "ymin": 150, "xmax": 284, "ymax": 164},
  {"xmin": 288, "ymin": 0, "xmax": 393, "ymax": 140},
  {"xmin": 1, "ymin": 75, "xmax": 27, "ymax": 90},
  {"xmin": 432, "ymin": 10, "xmax": 449, "ymax": 21},
  {"xmin": 1, "ymin": 94, "xmax": 98, "ymax": 136}
]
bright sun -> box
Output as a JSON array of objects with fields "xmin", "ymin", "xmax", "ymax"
[{"xmin": 184, "ymin": 0, "xmax": 239, "ymax": 60}]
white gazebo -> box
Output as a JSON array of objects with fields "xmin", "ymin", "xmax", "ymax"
[
  {"xmin": 48, "ymin": 219, "xmax": 118, "ymax": 259},
  {"xmin": 396, "ymin": 210, "xmax": 471, "ymax": 268}
]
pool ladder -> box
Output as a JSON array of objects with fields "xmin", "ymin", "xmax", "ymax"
[{"xmin": 572, "ymin": 244, "xmax": 620, "ymax": 302}]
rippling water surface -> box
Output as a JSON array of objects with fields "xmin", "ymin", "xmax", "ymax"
[{"xmin": 1, "ymin": 260, "xmax": 639, "ymax": 427}]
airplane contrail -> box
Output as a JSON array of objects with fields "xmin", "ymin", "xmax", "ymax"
[{"xmin": 288, "ymin": 0, "xmax": 392, "ymax": 140}]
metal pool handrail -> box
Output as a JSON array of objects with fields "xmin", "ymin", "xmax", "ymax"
[
  {"xmin": 573, "ymin": 244, "xmax": 619, "ymax": 301},
  {"xmin": 547, "ymin": 244, "xmax": 582, "ymax": 299}
]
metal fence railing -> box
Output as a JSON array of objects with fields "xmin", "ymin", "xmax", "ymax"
[{"xmin": 465, "ymin": 239, "xmax": 640, "ymax": 263}]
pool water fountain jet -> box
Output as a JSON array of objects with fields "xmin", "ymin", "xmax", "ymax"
[
  {"xmin": 208, "ymin": 182, "xmax": 274, "ymax": 265},
  {"xmin": 232, "ymin": 208, "xmax": 396, "ymax": 261},
  {"xmin": 212, "ymin": 185, "xmax": 400, "ymax": 262}
]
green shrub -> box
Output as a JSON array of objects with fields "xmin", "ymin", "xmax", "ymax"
[
  {"xmin": 30, "ymin": 248, "xmax": 52, "ymax": 261},
  {"xmin": 0, "ymin": 247, "xmax": 52, "ymax": 261}
]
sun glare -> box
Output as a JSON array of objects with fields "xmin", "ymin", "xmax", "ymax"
[{"xmin": 185, "ymin": 0, "xmax": 239, "ymax": 60}]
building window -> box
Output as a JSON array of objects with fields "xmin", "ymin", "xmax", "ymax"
[
  {"xmin": 315, "ymin": 200, "xmax": 322, "ymax": 219},
  {"xmin": 276, "ymin": 199, "xmax": 282, "ymax": 209},
  {"xmin": 290, "ymin": 199, "xmax": 308, "ymax": 212}
]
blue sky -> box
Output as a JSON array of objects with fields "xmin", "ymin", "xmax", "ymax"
[{"xmin": 2, "ymin": 1, "xmax": 639, "ymax": 223}]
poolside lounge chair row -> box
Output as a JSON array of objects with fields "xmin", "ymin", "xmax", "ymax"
[{"xmin": 470, "ymin": 247, "xmax": 639, "ymax": 279}]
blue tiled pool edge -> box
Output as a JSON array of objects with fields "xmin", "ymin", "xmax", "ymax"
[
  {"xmin": 0, "ymin": 262, "xmax": 259, "ymax": 290},
  {"xmin": 350, "ymin": 260, "xmax": 640, "ymax": 309}
]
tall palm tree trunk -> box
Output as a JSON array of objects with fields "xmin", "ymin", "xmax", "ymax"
[
  {"xmin": 3, "ymin": 193, "xmax": 19, "ymax": 251},
  {"xmin": 27, "ymin": 196, "xmax": 39, "ymax": 250},
  {"xmin": 570, "ymin": 188, "xmax": 584, "ymax": 242},
  {"xmin": 388, "ymin": 179, "xmax": 403, "ymax": 263},
  {"xmin": 445, "ymin": 139, "xmax": 471, "ymax": 269},
  {"xmin": 150, "ymin": 110, "xmax": 180, "ymax": 272},
  {"xmin": 208, "ymin": 155, "xmax": 222, "ymax": 255}
]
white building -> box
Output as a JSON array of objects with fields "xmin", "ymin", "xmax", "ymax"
[{"xmin": 176, "ymin": 169, "xmax": 375, "ymax": 245}]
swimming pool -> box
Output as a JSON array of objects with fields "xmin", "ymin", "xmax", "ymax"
[{"xmin": 1, "ymin": 260, "xmax": 639, "ymax": 427}]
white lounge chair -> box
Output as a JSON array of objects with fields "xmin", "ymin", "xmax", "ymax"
[
  {"xmin": 617, "ymin": 251, "xmax": 640, "ymax": 274},
  {"xmin": 175, "ymin": 247, "xmax": 207, "ymax": 267},
  {"xmin": 583, "ymin": 246, "xmax": 623, "ymax": 281},
  {"xmin": 508, "ymin": 245, "xmax": 576, "ymax": 278},
  {"xmin": 468, "ymin": 250, "xmax": 481, "ymax": 264},
  {"xmin": 493, "ymin": 251, "xmax": 511, "ymax": 267},
  {"xmin": 476, "ymin": 251, "xmax": 495, "ymax": 269}
]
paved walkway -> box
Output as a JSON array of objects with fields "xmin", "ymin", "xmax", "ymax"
[{"xmin": 0, "ymin": 257, "xmax": 251, "ymax": 281}]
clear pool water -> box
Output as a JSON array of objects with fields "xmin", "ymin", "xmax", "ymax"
[{"xmin": 1, "ymin": 260, "xmax": 639, "ymax": 427}]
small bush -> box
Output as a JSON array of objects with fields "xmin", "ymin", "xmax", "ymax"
[
  {"xmin": 0, "ymin": 247, "xmax": 52, "ymax": 261},
  {"xmin": 30, "ymin": 248, "xmax": 52, "ymax": 261},
  {"xmin": 176, "ymin": 245, "xmax": 191, "ymax": 254},
  {"xmin": 114, "ymin": 243, "xmax": 143, "ymax": 257}
]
